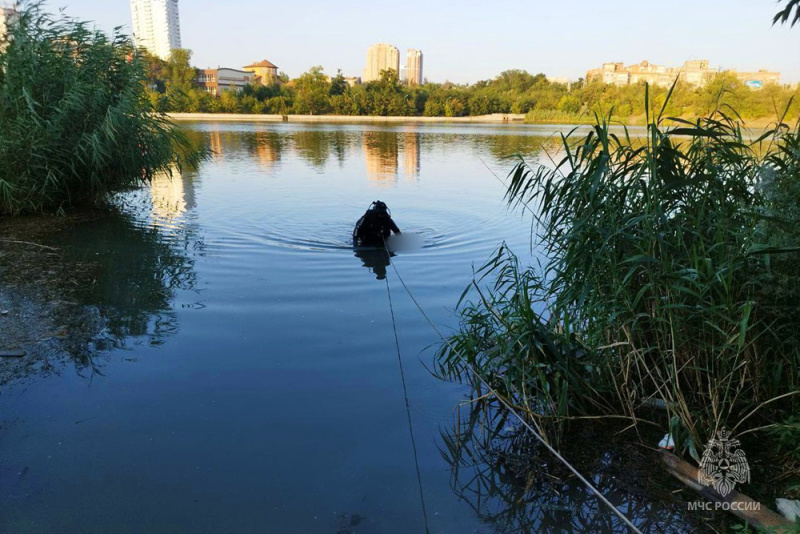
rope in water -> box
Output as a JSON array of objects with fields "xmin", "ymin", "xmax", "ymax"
[
  {"xmin": 384, "ymin": 250, "xmax": 644, "ymax": 534},
  {"xmin": 382, "ymin": 247, "xmax": 431, "ymax": 534}
]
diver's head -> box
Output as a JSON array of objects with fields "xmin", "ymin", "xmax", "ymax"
[{"xmin": 371, "ymin": 200, "xmax": 390, "ymax": 215}]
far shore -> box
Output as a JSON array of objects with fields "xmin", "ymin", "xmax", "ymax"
[
  {"xmin": 167, "ymin": 112, "xmax": 528, "ymax": 124},
  {"xmin": 167, "ymin": 112, "xmax": 783, "ymax": 129}
]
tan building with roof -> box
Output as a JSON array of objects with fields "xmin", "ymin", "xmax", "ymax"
[{"xmin": 244, "ymin": 59, "xmax": 279, "ymax": 85}]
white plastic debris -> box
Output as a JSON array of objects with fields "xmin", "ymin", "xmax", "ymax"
[
  {"xmin": 776, "ymin": 498, "xmax": 800, "ymax": 522},
  {"xmin": 658, "ymin": 433, "xmax": 675, "ymax": 450}
]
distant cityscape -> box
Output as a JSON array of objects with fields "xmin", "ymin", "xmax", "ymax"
[
  {"xmin": 586, "ymin": 60, "xmax": 780, "ymax": 89},
  {"xmin": 0, "ymin": 2, "xmax": 790, "ymax": 95},
  {"xmin": 363, "ymin": 44, "xmax": 424, "ymax": 85}
]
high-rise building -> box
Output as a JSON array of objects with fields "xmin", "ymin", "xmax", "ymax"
[
  {"xmin": 0, "ymin": 5, "xmax": 18, "ymax": 49},
  {"xmin": 406, "ymin": 49, "xmax": 423, "ymax": 85},
  {"xmin": 363, "ymin": 43, "xmax": 399, "ymax": 83},
  {"xmin": 130, "ymin": 0, "xmax": 181, "ymax": 60}
]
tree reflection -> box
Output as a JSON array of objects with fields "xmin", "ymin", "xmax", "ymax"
[
  {"xmin": 478, "ymin": 131, "xmax": 561, "ymax": 162},
  {"xmin": 292, "ymin": 130, "xmax": 334, "ymax": 169},
  {"xmin": 439, "ymin": 396, "xmax": 706, "ymax": 533},
  {"xmin": 0, "ymin": 183, "xmax": 201, "ymax": 381},
  {"xmin": 61, "ymin": 211, "xmax": 199, "ymax": 350}
]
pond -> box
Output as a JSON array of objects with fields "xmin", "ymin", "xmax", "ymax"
[{"xmin": 0, "ymin": 122, "xmax": 702, "ymax": 533}]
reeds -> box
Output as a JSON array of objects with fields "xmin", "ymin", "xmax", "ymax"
[
  {"xmin": 439, "ymin": 89, "xmax": 800, "ymax": 464},
  {"xmin": 0, "ymin": 2, "xmax": 205, "ymax": 215}
]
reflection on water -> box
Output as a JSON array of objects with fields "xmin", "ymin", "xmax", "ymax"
[
  {"xmin": 1, "ymin": 122, "xmax": 686, "ymax": 534},
  {"xmin": 150, "ymin": 166, "xmax": 198, "ymax": 219},
  {"xmin": 253, "ymin": 132, "xmax": 283, "ymax": 169},
  {"xmin": 441, "ymin": 398, "xmax": 705, "ymax": 533},
  {"xmin": 190, "ymin": 124, "xmax": 567, "ymax": 182},
  {"xmin": 364, "ymin": 131, "xmax": 399, "ymax": 185},
  {"xmin": 0, "ymin": 171, "xmax": 200, "ymax": 381},
  {"xmin": 404, "ymin": 132, "xmax": 420, "ymax": 182},
  {"xmin": 354, "ymin": 247, "xmax": 394, "ymax": 280},
  {"xmin": 66, "ymin": 210, "xmax": 199, "ymax": 351},
  {"xmin": 208, "ymin": 129, "xmax": 223, "ymax": 158},
  {"xmin": 294, "ymin": 130, "xmax": 336, "ymax": 169}
]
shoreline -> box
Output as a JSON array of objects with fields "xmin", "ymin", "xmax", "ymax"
[
  {"xmin": 167, "ymin": 112, "xmax": 783, "ymax": 129},
  {"xmin": 167, "ymin": 112, "xmax": 527, "ymax": 124}
]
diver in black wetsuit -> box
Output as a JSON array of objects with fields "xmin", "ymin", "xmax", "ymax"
[{"xmin": 353, "ymin": 201, "xmax": 401, "ymax": 248}]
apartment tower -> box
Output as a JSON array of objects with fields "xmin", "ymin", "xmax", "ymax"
[
  {"xmin": 363, "ymin": 43, "xmax": 400, "ymax": 83},
  {"xmin": 406, "ymin": 49, "xmax": 423, "ymax": 85},
  {"xmin": 130, "ymin": 0, "xmax": 181, "ymax": 60},
  {"xmin": 0, "ymin": 5, "xmax": 17, "ymax": 46}
]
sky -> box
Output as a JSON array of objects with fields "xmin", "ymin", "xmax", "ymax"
[{"xmin": 33, "ymin": 0, "xmax": 800, "ymax": 83}]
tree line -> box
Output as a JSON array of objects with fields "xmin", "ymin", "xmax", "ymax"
[{"xmin": 145, "ymin": 50, "xmax": 800, "ymax": 123}]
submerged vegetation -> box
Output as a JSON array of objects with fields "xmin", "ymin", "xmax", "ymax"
[
  {"xmin": 437, "ymin": 90, "xmax": 800, "ymax": 490},
  {"xmin": 0, "ymin": 2, "xmax": 205, "ymax": 215},
  {"xmin": 438, "ymin": 396, "xmax": 715, "ymax": 532}
]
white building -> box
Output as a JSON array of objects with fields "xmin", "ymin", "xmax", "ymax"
[
  {"xmin": 1, "ymin": 5, "xmax": 18, "ymax": 44},
  {"xmin": 130, "ymin": 0, "xmax": 181, "ymax": 60}
]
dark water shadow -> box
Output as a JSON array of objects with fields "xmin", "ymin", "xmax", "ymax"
[
  {"xmin": 353, "ymin": 247, "xmax": 394, "ymax": 280},
  {"xmin": 0, "ymin": 199, "xmax": 200, "ymax": 385},
  {"xmin": 438, "ymin": 396, "xmax": 718, "ymax": 533},
  {"xmin": 352, "ymin": 234, "xmax": 425, "ymax": 281}
]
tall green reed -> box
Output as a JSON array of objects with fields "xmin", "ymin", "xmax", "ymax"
[
  {"xmin": 439, "ymin": 88, "xmax": 800, "ymax": 461},
  {"xmin": 0, "ymin": 1, "xmax": 206, "ymax": 215}
]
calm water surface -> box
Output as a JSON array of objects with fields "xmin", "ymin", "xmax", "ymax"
[{"xmin": 0, "ymin": 122, "xmax": 687, "ymax": 533}]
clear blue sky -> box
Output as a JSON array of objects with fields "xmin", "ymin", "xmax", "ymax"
[{"xmin": 41, "ymin": 0, "xmax": 800, "ymax": 83}]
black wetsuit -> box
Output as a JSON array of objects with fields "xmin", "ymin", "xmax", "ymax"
[{"xmin": 353, "ymin": 206, "xmax": 401, "ymax": 248}]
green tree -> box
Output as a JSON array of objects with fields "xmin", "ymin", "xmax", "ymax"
[
  {"xmin": 293, "ymin": 66, "xmax": 331, "ymax": 115},
  {"xmin": 329, "ymin": 69, "xmax": 348, "ymax": 96},
  {"xmin": 140, "ymin": 50, "xmax": 166, "ymax": 91},
  {"xmin": 162, "ymin": 48, "xmax": 199, "ymax": 111},
  {"xmin": 163, "ymin": 49, "xmax": 196, "ymax": 91},
  {"xmin": 364, "ymin": 69, "xmax": 412, "ymax": 115}
]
